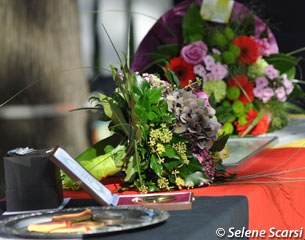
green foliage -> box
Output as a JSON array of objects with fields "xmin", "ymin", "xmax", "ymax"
[
  {"xmin": 150, "ymin": 44, "xmax": 180, "ymax": 62},
  {"xmin": 264, "ymin": 53, "xmax": 299, "ymax": 76},
  {"xmin": 70, "ymin": 3, "xmax": 234, "ymax": 193},
  {"xmin": 210, "ymin": 133, "xmax": 231, "ymax": 152},
  {"xmin": 232, "ymin": 14, "xmax": 256, "ymax": 36},
  {"xmin": 76, "ymin": 134, "xmax": 124, "ymax": 161},
  {"xmin": 150, "ymin": 155, "xmax": 163, "ymax": 177},
  {"xmin": 162, "ymin": 66, "xmax": 180, "ymax": 87},
  {"xmin": 216, "ymin": 105, "xmax": 233, "ymax": 123},
  {"xmin": 182, "ymin": 3, "xmax": 204, "ymax": 43},
  {"xmin": 185, "ymin": 171, "xmax": 209, "ymax": 186},
  {"xmin": 263, "ymin": 100, "xmax": 289, "ymax": 131},
  {"xmin": 125, "ymin": 156, "xmax": 137, "ymax": 182}
]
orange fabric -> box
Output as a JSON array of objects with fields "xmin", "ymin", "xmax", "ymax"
[{"xmin": 64, "ymin": 147, "xmax": 305, "ymax": 239}]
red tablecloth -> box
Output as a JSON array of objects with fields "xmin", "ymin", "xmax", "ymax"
[{"xmin": 65, "ymin": 147, "xmax": 305, "ymax": 238}]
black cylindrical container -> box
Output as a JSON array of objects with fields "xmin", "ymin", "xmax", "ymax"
[{"xmin": 3, "ymin": 148, "xmax": 63, "ymax": 211}]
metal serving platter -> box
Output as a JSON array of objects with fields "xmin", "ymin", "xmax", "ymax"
[{"xmin": 0, "ymin": 206, "xmax": 169, "ymax": 239}]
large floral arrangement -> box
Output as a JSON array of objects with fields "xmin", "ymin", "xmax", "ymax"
[
  {"xmin": 63, "ymin": 54, "xmax": 230, "ymax": 192},
  {"xmin": 131, "ymin": 0, "xmax": 302, "ymax": 136}
]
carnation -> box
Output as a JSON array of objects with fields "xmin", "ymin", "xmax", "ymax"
[
  {"xmin": 203, "ymin": 80, "xmax": 227, "ymax": 103},
  {"xmin": 247, "ymin": 58, "xmax": 268, "ymax": 79}
]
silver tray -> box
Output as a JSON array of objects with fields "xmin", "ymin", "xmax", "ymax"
[{"xmin": 0, "ymin": 206, "xmax": 169, "ymax": 239}]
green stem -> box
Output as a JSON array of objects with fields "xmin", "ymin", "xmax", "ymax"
[
  {"xmin": 287, "ymin": 46, "xmax": 305, "ymax": 56},
  {"xmin": 241, "ymin": 109, "xmax": 265, "ymax": 137},
  {"xmin": 134, "ymin": 140, "xmax": 143, "ymax": 185}
]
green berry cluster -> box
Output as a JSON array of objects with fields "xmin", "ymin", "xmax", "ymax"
[
  {"xmin": 209, "ymin": 27, "xmax": 240, "ymax": 65},
  {"xmin": 216, "ymin": 96, "xmax": 253, "ymax": 135}
]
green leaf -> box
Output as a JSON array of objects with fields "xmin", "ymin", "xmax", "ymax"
[
  {"xmin": 285, "ymin": 67, "xmax": 296, "ymax": 79},
  {"xmin": 283, "ymin": 102, "xmax": 305, "ymax": 114},
  {"xmin": 185, "ymin": 171, "xmax": 209, "ymax": 186},
  {"xmin": 147, "ymin": 111, "xmax": 158, "ymax": 121},
  {"xmin": 148, "ymin": 87, "xmax": 162, "ymax": 104},
  {"xmin": 76, "ymin": 134, "xmax": 124, "ymax": 161},
  {"xmin": 124, "ymin": 156, "xmax": 137, "ymax": 182},
  {"xmin": 104, "ymin": 145, "xmax": 114, "ymax": 153},
  {"xmin": 111, "ymin": 91, "xmax": 126, "ymax": 108},
  {"xmin": 132, "ymin": 73, "xmax": 149, "ymax": 95},
  {"xmin": 209, "ymin": 94, "xmax": 217, "ymax": 109},
  {"xmin": 210, "ymin": 133, "xmax": 230, "ymax": 152},
  {"xmin": 96, "ymin": 93, "xmax": 128, "ymax": 135},
  {"xmin": 264, "ymin": 54, "xmax": 299, "ymax": 74},
  {"xmin": 150, "ymin": 155, "xmax": 163, "ymax": 177},
  {"xmin": 63, "ymin": 143, "xmax": 128, "ymax": 190},
  {"xmin": 80, "ymin": 153, "xmax": 118, "ymax": 180},
  {"xmin": 151, "ymin": 105, "xmax": 161, "ymax": 115},
  {"xmin": 162, "ymin": 67, "xmax": 180, "ymax": 87},
  {"xmin": 164, "ymin": 160, "xmax": 180, "ymax": 171},
  {"xmin": 150, "ymin": 44, "xmax": 180, "ymax": 61},
  {"xmin": 289, "ymin": 83, "xmax": 305, "ymax": 98},
  {"xmin": 179, "ymin": 158, "xmax": 203, "ymax": 176},
  {"xmin": 182, "ymin": 4, "xmax": 204, "ymax": 43},
  {"xmin": 161, "ymin": 145, "xmax": 179, "ymax": 159}
]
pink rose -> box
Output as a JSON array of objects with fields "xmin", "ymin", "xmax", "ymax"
[{"xmin": 181, "ymin": 41, "xmax": 208, "ymax": 65}]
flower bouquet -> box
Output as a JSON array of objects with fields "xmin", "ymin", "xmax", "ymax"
[
  {"xmin": 131, "ymin": 0, "xmax": 303, "ymax": 136},
  {"xmin": 63, "ymin": 53, "xmax": 230, "ymax": 192}
]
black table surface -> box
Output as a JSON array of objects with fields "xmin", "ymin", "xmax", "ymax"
[{"xmin": 0, "ymin": 196, "xmax": 248, "ymax": 240}]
